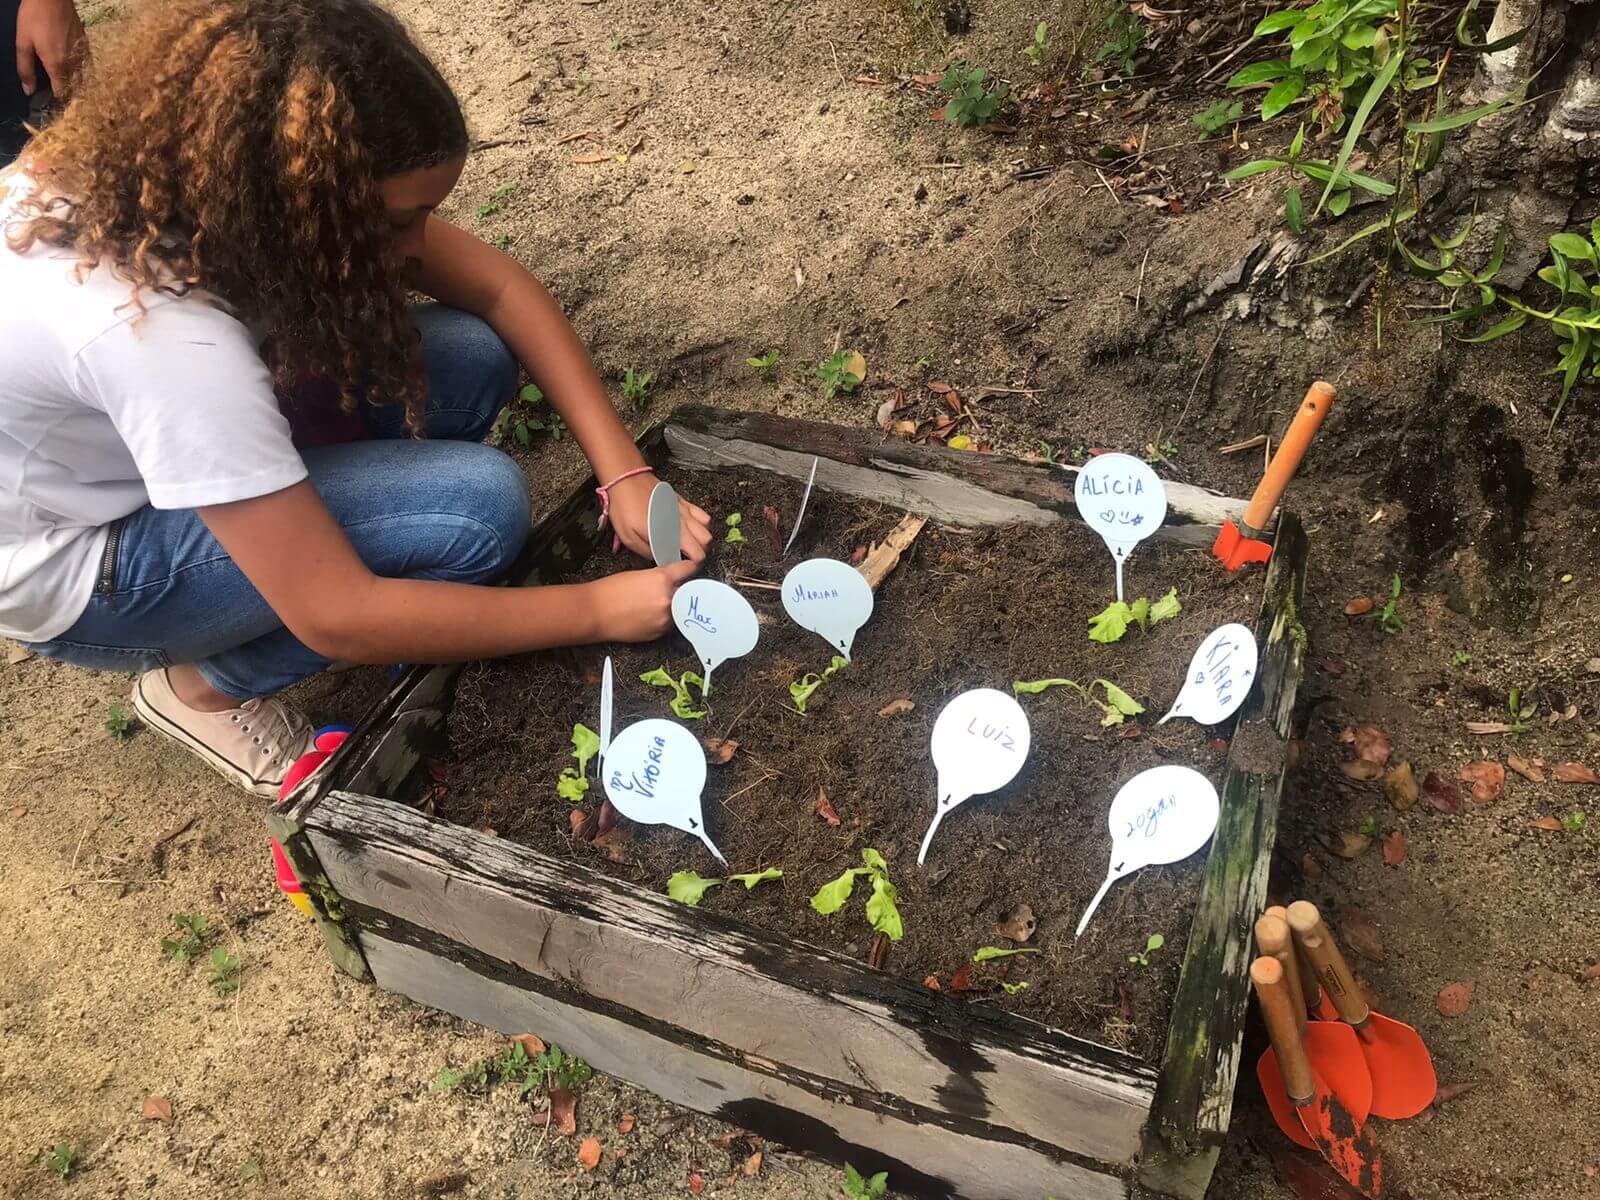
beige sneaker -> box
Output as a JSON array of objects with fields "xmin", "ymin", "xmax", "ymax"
[{"xmin": 131, "ymin": 669, "xmax": 317, "ymax": 799}]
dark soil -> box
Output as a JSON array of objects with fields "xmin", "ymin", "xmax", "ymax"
[{"xmin": 438, "ymin": 463, "xmax": 1263, "ymax": 1060}]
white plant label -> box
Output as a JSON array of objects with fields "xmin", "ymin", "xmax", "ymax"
[
  {"xmin": 599, "ymin": 656, "xmax": 615, "ymax": 765},
  {"xmin": 672, "ymin": 579, "xmax": 759, "ymax": 695},
  {"xmin": 647, "ymin": 480, "xmax": 682, "ymax": 566},
  {"xmin": 1075, "ymin": 765, "xmax": 1219, "ymax": 936},
  {"xmin": 602, "ymin": 718, "xmax": 723, "ymax": 863},
  {"xmin": 918, "ymin": 688, "xmax": 1032, "ymax": 864},
  {"xmin": 781, "ymin": 558, "xmax": 874, "ymax": 661},
  {"xmin": 1159, "ymin": 623, "xmax": 1258, "ymax": 726},
  {"xmin": 1074, "ymin": 453, "xmax": 1168, "ymax": 602},
  {"xmin": 784, "ymin": 456, "xmax": 820, "ymax": 555}
]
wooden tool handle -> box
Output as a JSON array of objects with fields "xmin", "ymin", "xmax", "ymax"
[
  {"xmin": 1256, "ymin": 912, "xmax": 1307, "ymax": 1033},
  {"xmin": 1269, "ymin": 903, "xmax": 1323, "ymax": 1016},
  {"xmin": 1242, "ymin": 382, "xmax": 1335, "ymax": 532},
  {"xmin": 1287, "ymin": 900, "xmax": 1371, "ymax": 1025},
  {"xmin": 1251, "ymin": 956, "xmax": 1315, "ymax": 1104}
]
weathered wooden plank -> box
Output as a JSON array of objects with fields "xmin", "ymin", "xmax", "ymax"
[
  {"xmin": 663, "ymin": 406, "xmax": 1259, "ymax": 547},
  {"xmin": 304, "ymin": 793, "xmax": 1157, "ymax": 1169},
  {"xmin": 360, "ymin": 932, "xmax": 1129, "ymax": 1200},
  {"xmin": 1140, "ymin": 513, "xmax": 1309, "ymax": 1198}
]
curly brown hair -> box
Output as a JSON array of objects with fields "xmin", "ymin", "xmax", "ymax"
[{"xmin": 6, "ymin": 0, "xmax": 467, "ymax": 431}]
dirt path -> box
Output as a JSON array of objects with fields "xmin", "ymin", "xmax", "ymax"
[{"xmin": 5, "ymin": 1, "xmax": 1599, "ymax": 1198}]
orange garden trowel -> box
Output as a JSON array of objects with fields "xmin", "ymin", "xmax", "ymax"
[{"xmin": 1212, "ymin": 381, "xmax": 1335, "ymax": 569}]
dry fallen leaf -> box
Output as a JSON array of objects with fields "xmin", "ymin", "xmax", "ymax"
[
  {"xmin": 141, "ymin": 1095, "xmax": 173, "ymax": 1122},
  {"xmin": 703, "ymin": 737, "xmax": 739, "ymax": 764},
  {"xmin": 892, "ymin": 419, "xmax": 918, "ymax": 436},
  {"xmin": 950, "ymin": 963, "xmax": 974, "ymax": 994},
  {"xmin": 548, "ymin": 1087, "xmax": 578, "ymax": 1136},
  {"xmin": 927, "ymin": 380, "xmax": 953, "ymax": 394},
  {"xmin": 814, "ymin": 788, "xmax": 841, "ymax": 827},
  {"xmin": 1436, "ymin": 980, "xmax": 1474, "ymax": 1017},
  {"xmin": 923, "ymin": 974, "xmax": 941, "ymax": 991},
  {"xmin": 5, "ymin": 641, "xmax": 33, "ymax": 664},
  {"xmin": 1465, "ymin": 721, "xmax": 1516, "ymax": 735},
  {"xmin": 688, "ymin": 1173, "xmax": 707, "ymax": 1195},
  {"xmin": 1507, "ymin": 754, "xmax": 1546, "ymax": 783},
  {"xmin": 1339, "ymin": 908, "xmax": 1385, "ymax": 962},
  {"xmin": 8, "ymin": 806, "xmax": 25, "ymax": 819},
  {"xmin": 1457, "ymin": 760, "xmax": 1506, "ymax": 804},
  {"xmin": 761, "ymin": 505, "xmax": 781, "ymax": 538},
  {"xmin": 578, "ymin": 1136, "xmax": 603, "ymax": 1170},
  {"xmin": 570, "ymin": 152, "xmax": 610, "ymax": 164},
  {"xmin": 512, "ymin": 1033, "xmax": 547, "ymax": 1057},
  {"xmin": 1339, "ymin": 760, "xmax": 1384, "ymax": 781},
  {"xmin": 1344, "ymin": 597, "xmax": 1374, "ymax": 616},
  {"xmin": 1580, "ymin": 964, "xmax": 1600, "ymax": 982},
  {"xmin": 843, "ymin": 350, "xmax": 867, "ymax": 384},
  {"xmin": 997, "ymin": 903, "xmax": 1037, "ymax": 943},
  {"xmin": 1385, "ymin": 761, "xmax": 1419, "ymax": 810},
  {"xmin": 1553, "ymin": 762, "xmax": 1600, "ymax": 785},
  {"xmin": 1286, "ymin": 738, "xmax": 1303, "ymax": 772},
  {"xmin": 1381, "ymin": 829, "xmax": 1407, "ymax": 867},
  {"xmin": 875, "ymin": 398, "xmax": 898, "ymax": 430},
  {"xmin": 1318, "ymin": 657, "xmax": 1347, "ymax": 677},
  {"xmin": 1531, "ymin": 816, "xmax": 1565, "ymax": 831},
  {"xmin": 617, "ymin": 1113, "xmax": 636, "ymax": 1135},
  {"xmin": 742, "ymin": 1151, "xmax": 763, "ymax": 1177},
  {"xmin": 1423, "ymin": 771, "xmax": 1465, "ymax": 815},
  {"xmin": 1329, "ymin": 831, "xmax": 1371, "ymax": 859},
  {"xmin": 1342, "ymin": 725, "xmax": 1392, "ymax": 766},
  {"xmin": 1301, "ymin": 853, "xmax": 1323, "ymax": 879},
  {"xmin": 877, "ymin": 698, "xmax": 914, "ymax": 717}
]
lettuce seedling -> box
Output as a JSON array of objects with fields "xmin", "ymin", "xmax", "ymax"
[
  {"xmin": 728, "ymin": 867, "xmax": 783, "ymax": 889},
  {"xmin": 1012, "ymin": 677, "xmax": 1144, "ymax": 726},
  {"xmin": 811, "ymin": 848, "xmax": 902, "ymax": 941},
  {"xmin": 641, "ymin": 667, "xmax": 707, "ymax": 719},
  {"xmin": 667, "ymin": 870, "xmax": 723, "ymax": 906},
  {"xmin": 790, "ymin": 656, "xmax": 848, "ymax": 714},
  {"xmin": 725, "ymin": 512, "xmax": 746, "ymax": 544},
  {"xmin": 1089, "ymin": 586, "xmax": 1182, "ymax": 644},
  {"xmin": 973, "ymin": 946, "xmax": 1041, "ymax": 963},
  {"xmin": 556, "ymin": 723, "xmax": 601, "ymax": 802},
  {"xmin": 1001, "ymin": 980, "xmax": 1030, "ymax": 995}
]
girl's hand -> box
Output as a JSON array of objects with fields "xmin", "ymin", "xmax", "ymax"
[
  {"xmin": 605, "ymin": 471, "xmax": 713, "ymax": 563},
  {"xmin": 585, "ymin": 559, "xmax": 703, "ymax": 642}
]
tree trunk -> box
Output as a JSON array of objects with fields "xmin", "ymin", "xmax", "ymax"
[{"xmin": 1462, "ymin": 0, "xmax": 1600, "ymax": 285}]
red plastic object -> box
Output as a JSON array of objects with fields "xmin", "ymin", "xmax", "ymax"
[{"xmin": 271, "ymin": 725, "xmax": 352, "ymax": 915}]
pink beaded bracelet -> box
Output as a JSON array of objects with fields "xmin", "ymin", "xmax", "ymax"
[{"xmin": 595, "ymin": 466, "xmax": 656, "ymax": 552}]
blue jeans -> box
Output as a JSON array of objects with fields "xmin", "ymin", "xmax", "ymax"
[{"xmin": 27, "ymin": 304, "xmax": 531, "ymax": 699}]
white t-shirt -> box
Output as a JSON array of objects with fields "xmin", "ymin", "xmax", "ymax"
[{"xmin": 0, "ymin": 170, "xmax": 308, "ymax": 642}]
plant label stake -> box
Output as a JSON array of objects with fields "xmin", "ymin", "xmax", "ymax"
[
  {"xmin": 647, "ymin": 480, "xmax": 682, "ymax": 566},
  {"xmin": 784, "ymin": 456, "xmax": 820, "ymax": 555},
  {"xmin": 918, "ymin": 688, "xmax": 1032, "ymax": 864},
  {"xmin": 1075, "ymin": 765, "xmax": 1219, "ymax": 936},
  {"xmin": 781, "ymin": 558, "xmax": 874, "ymax": 661},
  {"xmin": 1159, "ymin": 623, "xmax": 1259, "ymax": 726},
  {"xmin": 602, "ymin": 718, "xmax": 723, "ymax": 862},
  {"xmin": 599, "ymin": 656, "xmax": 614, "ymax": 766},
  {"xmin": 1074, "ymin": 453, "xmax": 1167, "ymax": 602},
  {"xmin": 671, "ymin": 579, "xmax": 759, "ymax": 695}
]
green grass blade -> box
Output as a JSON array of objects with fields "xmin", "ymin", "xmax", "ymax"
[
  {"xmin": 1296, "ymin": 206, "xmax": 1417, "ymax": 268},
  {"xmin": 1316, "ymin": 48, "xmax": 1402, "ymax": 214}
]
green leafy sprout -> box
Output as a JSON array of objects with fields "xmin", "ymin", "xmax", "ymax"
[
  {"xmin": 1374, "ymin": 573, "xmax": 1404, "ymax": 635},
  {"xmin": 1093, "ymin": 2, "xmax": 1144, "ymax": 75},
  {"xmin": 1193, "ymin": 99, "xmax": 1244, "ymax": 135},
  {"xmin": 1563, "ymin": 811, "xmax": 1587, "ymax": 833},
  {"xmin": 105, "ymin": 703, "xmax": 132, "ymax": 740},
  {"xmin": 1358, "ymin": 815, "xmax": 1378, "ymax": 837},
  {"xmin": 973, "ymin": 945, "xmax": 1040, "ymax": 963},
  {"xmin": 1013, "ymin": 677, "xmax": 1144, "ymax": 727},
  {"xmin": 1023, "ymin": 21, "xmax": 1049, "ymax": 67},
  {"xmin": 667, "ymin": 867, "xmax": 782, "ymax": 906},
  {"xmin": 43, "ymin": 1144, "xmax": 78, "ymax": 1180},
  {"xmin": 433, "ymin": 1038, "xmax": 593, "ymax": 1097},
  {"xmin": 1504, "ymin": 687, "xmax": 1537, "ymax": 734},
  {"xmin": 1128, "ymin": 932, "xmax": 1165, "ymax": 967},
  {"xmin": 937, "ymin": 62, "xmax": 1010, "ymax": 128},
  {"xmin": 811, "ymin": 848, "xmax": 903, "ymax": 942},
  {"xmin": 746, "ymin": 350, "xmax": 780, "ymax": 380},
  {"xmin": 493, "ymin": 383, "xmax": 566, "ymax": 447},
  {"xmin": 725, "ymin": 512, "xmax": 746, "ymax": 544},
  {"xmin": 208, "ymin": 946, "xmax": 243, "ymax": 996},
  {"xmin": 556, "ymin": 723, "xmax": 601, "ymax": 803},
  {"xmin": 1452, "ymin": 650, "xmax": 1472, "ymax": 667},
  {"xmin": 790, "ymin": 656, "xmax": 848, "ymax": 714},
  {"xmin": 641, "ymin": 667, "xmax": 707, "ymax": 719},
  {"xmin": 621, "ymin": 367, "xmax": 656, "ymax": 409},
  {"xmin": 815, "ymin": 350, "xmax": 864, "ymax": 399},
  {"xmin": 843, "ymin": 1163, "xmax": 889, "ymax": 1200},
  {"xmin": 160, "ymin": 913, "xmax": 212, "ymax": 961},
  {"xmin": 1088, "ymin": 586, "xmax": 1182, "ymax": 644}
]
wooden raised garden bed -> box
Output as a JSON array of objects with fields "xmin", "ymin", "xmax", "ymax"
[{"xmin": 268, "ymin": 406, "xmax": 1309, "ymax": 1200}]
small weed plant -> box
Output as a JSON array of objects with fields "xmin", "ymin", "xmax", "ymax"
[
  {"xmin": 1562, "ymin": 810, "xmax": 1587, "ymax": 833},
  {"xmin": 434, "ymin": 1039, "xmax": 593, "ymax": 1097},
  {"xmin": 843, "ymin": 1163, "xmax": 889, "ymax": 1200},
  {"xmin": 1128, "ymin": 932, "xmax": 1165, "ymax": 967},
  {"xmin": 1193, "ymin": 99, "xmax": 1244, "ymax": 136},
  {"xmin": 1093, "ymin": 2, "xmax": 1144, "ymax": 76},
  {"xmin": 621, "ymin": 368, "xmax": 656, "ymax": 409},
  {"xmin": 937, "ymin": 62, "xmax": 1009, "ymax": 128},
  {"xmin": 1022, "ymin": 22, "xmax": 1049, "ymax": 67},
  {"xmin": 1504, "ymin": 687, "xmax": 1537, "ymax": 734},
  {"xmin": 1374, "ymin": 573, "xmax": 1403, "ymax": 635},
  {"xmin": 815, "ymin": 350, "xmax": 865, "ymax": 399},
  {"xmin": 160, "ymin": 913, "xmax": 212, "ymax": 961},
  {"xmin": 208, "ymin": 947, "xmax": 243, "ymax": 996},
  {"xmin": 746, "ymin": 350, "xmax": 780, "ymax": 380},
  {"xmin": 105, "ymin": 703, "xmax": 132, "ymax": 740},
  {"xmin": 492, "ymin": 384, "xmax": 566, "ymax": 447}
]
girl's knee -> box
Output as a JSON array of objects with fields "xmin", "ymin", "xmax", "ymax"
[
  {"xmin": 448, "ymin": 447, "xmax": 531, "ymax": 579},
  {"xmin": 414, "ymin": 304, "xmax": 518, "ymax": 440}
]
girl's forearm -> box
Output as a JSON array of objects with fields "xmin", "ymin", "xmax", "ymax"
[{"xmin": 484, "ymin": 271, "xmax": 645, "ymax": 482}]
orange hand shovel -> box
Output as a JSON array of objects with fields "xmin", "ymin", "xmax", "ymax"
[
  {"xmin": 1288, "ymin": 901, "xmax": 1437, "ymax": 1120},
  {"xmin": 1212, "ymin": 382, "xmax": 1335, "ymax": 569},
  {"xmin": 1254, "ymin": 912, "xmax": 1372, "ymax": 1150},
  {"xmin": 1253, "ymin": 956, "xmax": 1386, "ymax": 1198},
  {"xmin": 1267, "ymin": 903, "xmax": 1339, "ymax": 1021}
]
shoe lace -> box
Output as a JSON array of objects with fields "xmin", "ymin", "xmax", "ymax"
[{"xmin": 228, "ymin": 698, "xmax": 312, "ymax": 767}]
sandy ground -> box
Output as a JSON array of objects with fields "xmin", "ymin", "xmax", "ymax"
[{"xmin": 5, "ymin": 0, "xmax": 1600, "ymax": 1198}]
